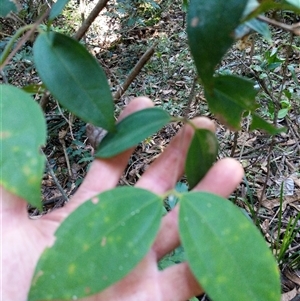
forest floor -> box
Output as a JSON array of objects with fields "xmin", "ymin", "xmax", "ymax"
[{"xmin": 1, "ymin": 0, "xmax": 300, "ymax": 300}]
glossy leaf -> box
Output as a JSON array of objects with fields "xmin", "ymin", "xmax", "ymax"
[
  {"xmin": 286, "ymin": 0, "xmax": 300, "ymax": 8},
  {"xmin": 246, "ymin": 0, "xmax": 300, "ymax": 20},
  {"xmin": 245, "ymin": 19, "xmax": 271, "ymax": 42},
  {"xmin": 28, "ymin": 187, "xmax": 162, "ymax": 301},
  {"xmin": 233, "ymin": 18, "xmax": 272, "ymax": 45},
  {"xmin": 205, "ymin": 75, "xmax": 258, "ymax": 130},
  {"xmin": 33, "ymin": 31, "xmax": 115, "ymax": 132},
  {"xmin": 185, "ymin": 129, "xmax": 218, "ymax": 189},
  {"xmin": 179, "ymin": 191, "xmax": 281, "ymax": 301},
  {"xmin": 242, "ymin": 0, "xmax": 259, "ymax": 18},
  {"xmin": 0, "ymin": 0, "xmax": 18, "ymax": 17},
  {"xmin": 95, "ymin": 108, "xmax": 171, "ymax": 158},
  {"xmin": 187, "ymin": 0, "xmax": 248, "ymax": 86},
  {"xmin": 49, "ymin": 0, "xmax": 71, "ymax": 21},
  {"xmin": 0, "ymin": 85, "xmax": 45, "ymax": 209},
  {"xmin": 250, "ymin": 114, "xmax": 285, "ymax": 134}
]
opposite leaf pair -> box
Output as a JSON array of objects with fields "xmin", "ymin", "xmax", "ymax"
[{"xmin": 28, "ymin": 187, "xmax": 280, "ymax": 301}]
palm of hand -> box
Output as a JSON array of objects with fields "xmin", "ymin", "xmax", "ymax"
[
  {"xmin": 2, "ymin": 203, "xmax": 180, "ymax": 301},
  {"xmin": 2, "ymin": 98, "xmax": 243, "ymax": 301}
]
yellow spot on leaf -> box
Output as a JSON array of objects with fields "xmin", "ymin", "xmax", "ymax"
[
  {"xmin": 28, "ymin": 175, "xmax": 38, "ymax": 185},
  {"xmin": 233, "ymin": 235, "xmax": 239, "ymax": 242},
  {"xmin": 216, "ymin": 275, "xmax": 227, "ymax": 284},
  {"xmin": 29, "ymin": 158, "xmax": 38, "ymax": 168},
  {"xmin": 22, "ymin": 165, "xmax": 31, "ymax": 176},
  {"xmin": 221, "ymin": 228, "xmax": 230, "ymax": 236},
  {"xmin": 101, "ymin": 237, "xmax": 107, "ymax": 246},
  {"xmin": 12, "ymin": 146, "xmax": 20, "ymax": 152},
  {"xmin": 201, "ymin": 277, "xmax": 208, "ymax": 286},
  {"xmin": 68, "ymin": 263, "xmax": 76, "ymax": 275},
  {"xmin": 83, "ymin": 244, "xmax": 90, "ymax": 251},
  {"xmin": 239, "ymin": 222, "xmax": 250, "ymax": 230}
]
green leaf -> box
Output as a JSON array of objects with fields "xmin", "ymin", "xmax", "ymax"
[
  {"xmin": 187, "ymin": 0, "xmax": 248, "ymax": 86},
  {"xmin": 22, "ymin": 84, "xmax": 46, "ymax": 94},
  {"xmin": 33, "ymin": 31, "xmax": 115, "ymax": 132},
  {"xmin": 0, "ymin": 0, "xmax": 18, "ymax": 17},
  {"xmin": 205, "ymin": 75, "xmax": 258, "ymax": 130},
  {"xmin": 245, "ymin": 0, "xmax": 300, "ymax": 20},
  {"xmin": 185, "ymin": 129, "xmax": 218, "ymax": 189},
  {"xmin": 28, "ymin": 187, "xmax": 162, "ymax": 301},
  {"xmin": 95, "ymin": 108, "xmax": 171, "ymax": 158},
  {"xmin": 179, "ymin": 191, "xmax": 281, "ymax": 301},
  {"xmin": 158, "ymin": 245, "xmax": 185, "ymax": 270},
  {"xmin": 250, "ymin": 114, "xmax": 285, "ymax": 134},
  {"xmin": 278, "ymin": 108, "xmax": 289, "ymax": 119},
  {"xmin": 246, "ymin": 19, "xmax": 272, "ymax": 42},
  {"xmin": 242, "ymin": 0, "xmax": 259, "ymax": 18},
  {"xmin": 286, "ymin": 0, "xmax": 300, "ymax": 8},
  {"xmin": 0, "ymin": 85, "xmax": 45, "ymax": 209},
  {"xmin": 49, "ymin": 0, "xmax": 71, "ymax": 21}
]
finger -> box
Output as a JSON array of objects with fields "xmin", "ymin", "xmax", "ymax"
[
  {"xmin": 135, "ymin": 117, "xmax": 215, "ymax": 193},
  {"xmin": 159, "ymin": 262, "xmax": 204, "ymax": 301},
  {"xmin": 0, "ymin": 186, "xmax": 29, "ymax": 222},
  {"xmin": 153, "ymin": 158, "xmax": 244, "ymax": 259},
  {"xmin": 51, "ymin": 97, "xmax": 154, "ymax": 217}
]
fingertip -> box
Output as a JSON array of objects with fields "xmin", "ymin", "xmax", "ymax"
[
  {"xmin": 220, "ymin": 157, "xmax": 244, "ymax": 183},
  {"xmin": 118, "ymin": 97, "xmax": 153, "ymax": 120},
  {"xmin": 194, "ymin": 157, "xmax": 244, "ymax": 197},
  {"xmin": 129, "ymin": 96, "xmax": 153, "ymax": 106},
  {"xmin": 189, "ymin": 116, "xmax": 216, "ymax": 133}
]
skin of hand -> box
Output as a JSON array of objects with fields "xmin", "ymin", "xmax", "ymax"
[{"xmin": 1, "ymin": 97, "xmax": 244, "ymax": 301}]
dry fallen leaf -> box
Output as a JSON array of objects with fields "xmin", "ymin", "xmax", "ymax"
[{"xmin": 281, "ymin": 287, "xmax": 297, "ymax": 301}]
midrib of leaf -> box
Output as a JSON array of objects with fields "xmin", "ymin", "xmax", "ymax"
[
  {"xmin": 55, "ymin": 194, "xmax": 160, "ymax": 263},
  {"xmin": 99, "ymin": 195, "xmax": 160, "ymax": 240},
  {"xmin": 48, "ymin": 37, "xmax": 110, "ymax": 124}
]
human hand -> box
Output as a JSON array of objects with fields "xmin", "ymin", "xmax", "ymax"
[{"xmin": 2, "ymin": 97, "xmax": 244, "ymax": 301}]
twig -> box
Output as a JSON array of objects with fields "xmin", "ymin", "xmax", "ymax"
[
  {"xmin": 56, "ymin": 101, "xmax": 75, "ymax": 140},
  {"xmin": 44, "ymin": 153, "xmax": 69, "ymax": 202},
  {"xmin": 39, "ymin": 91, "xmax": 50, "ymax": 111},
  {"xmin": 230, "ymin": 132, "xmax": 239, "ymax": 157},
  {"xmin": 59, "ymin": 131, "xmax": 73, "ymax": 178},
  {"xmin": 8, "ymin": 12, "xmax": 28, "ymax": 26},
  {"xmin": 255, "ymin": 33, "xmax": 295, "ymax": 222},
  {"xmin": 257, "ymin": 15, "xmax": 300, "ymax": 36},
  {"xmin": 113, "ymin": 42, "xmax": 158, "ymax": 101},
  {"xmin": 238, "ymin": 114, "xmax": 252, "ymax": 162},
  {"xmin": 0, "ymin": 9, "xmax": 49, "ymax": 70},
  {"xmin": 182, "ymin": 75, "xmax": 198, "ymax": 118},
  {"xmin": 73, "ymin": 0, "xmax": 109, "ymax": 41}
]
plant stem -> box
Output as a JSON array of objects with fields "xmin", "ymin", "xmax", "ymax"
[
  {"xmin": 73, "ymin": 0, "xmax": 109, "ymax": 41},
  {"xmin": 113, "ymin": 43, "xmax": 158, "ymax": 101},
  {"xmin": 0, "ymin": 9, "xmax": 49, "ymax": 70},
  {"xmin": 0, "ymin": 24, "xmax": 33, "ymax": 66}
]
